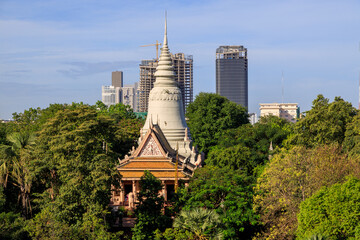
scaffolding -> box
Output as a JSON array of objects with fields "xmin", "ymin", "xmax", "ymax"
[{"xmin": 139, "ymin": 53, "xmax": 193, "ymax": 113}]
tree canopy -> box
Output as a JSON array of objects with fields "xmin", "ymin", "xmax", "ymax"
[
  {"xmin": 186, "ymin": 93, "xmax": 249, "ymax": 155},
  {"xmin": 179, "ymin": 166, "xmax": 258, "ymax": 239},
  {"xmin": 133, "ymin": 171, "xmax": 170, "ymax": 240},
  {"xmin": 286, "ymin": 95, "xmax": 357, "ymax": 147},
  {"xmin": 254, "ymin": 145, "xmax": 360, "ymax": 239},
  {"xmin": 297, "ymin": 177, "xmax": 360, "ymax": 240}
]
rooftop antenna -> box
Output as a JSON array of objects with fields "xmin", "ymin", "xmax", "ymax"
[{"xmin": 282, "ymin": 71, "xmax": 284, "ymax": 103}]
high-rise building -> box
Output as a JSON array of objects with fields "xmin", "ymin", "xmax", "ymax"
[
  {"xmin": 121, "ymin": 82, "xmax": 139, "ymax": 112},
  {"xmin": 249, "ymin": 113, "xmax": 258, "ymax": 125},
  {"xmin": 259, "ymin": 103, "xmax": 300, "ymax": 123},
  {"xmin": 216, "ymin": 46, "xmax": 248, "ymax": 109},
  {"xmin": 101, "ymin": 85, "xmax": 121, "ymax": 106},
  {"xmin": 138, "ymin": 53, "xmax": 193, "ymax": 113},
  {"xmin": 112, "ymin": 71, "xmax": 123, "ymax": 88}
]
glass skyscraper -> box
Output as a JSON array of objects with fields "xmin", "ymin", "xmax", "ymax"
[{"xmin": 216, "ymin": 46, "xmax": 248, "ymax": 109}]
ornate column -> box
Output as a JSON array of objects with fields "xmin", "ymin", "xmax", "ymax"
[
  {"xmin": 136, "ymin": 181, "xmax": 140, "ymax": 202},
  {"xmin": 162, "ymin": 180, "xmax": 167, "ymax": 201},
  {"xmin": 132, "ymin": 180, "xmax": 136, "ymax": 202},
  {"xmin": 120, "ymin": 181, "xmax": 124, "ymax": 203}
]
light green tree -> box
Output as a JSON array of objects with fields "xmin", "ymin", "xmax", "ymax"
[
  {"xmin": 286, "ymin": 95, "xmax": 357, "ymax": 147},
  {"xmin": 254, "ymin": 145, "xmax": 360, "ymax": 240},
  {"xmin": 297, "ymin": 177, "xmax": 360, "ymax": 240}
]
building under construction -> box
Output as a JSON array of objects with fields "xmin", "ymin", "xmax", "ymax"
[{"xmin": 139, "ymin": 53, "xmax": 193, "ymax": 113}]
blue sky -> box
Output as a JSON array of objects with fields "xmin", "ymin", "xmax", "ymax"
[{"xmin": 0, "ymin": 0, "xmax": 359, "ymax": 119}]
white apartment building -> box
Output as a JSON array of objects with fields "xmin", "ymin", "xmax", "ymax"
[
  {"xmin": 259, "ymin": 103, "xmax": 299, "ymax": 123},
  {"xmin": 102, "ymin": 86, "xmax": 121, "ymax": 107},
  {"xmin": 121, "ymin": 82, "xmax": 139, "ymax": 112}
]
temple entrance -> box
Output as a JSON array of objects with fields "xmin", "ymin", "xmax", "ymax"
[
  {"xmin": 166, "ymin": 184, "xmax": 175, "ymax": 201},
  {"xmin": 124, "ymin": 184, "xmax": 133, "ymax": 206}
]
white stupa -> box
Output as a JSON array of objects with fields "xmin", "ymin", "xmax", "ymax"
[{"xmin": 140, "ymin": 15, "xmax": 197, "ymax": 163}]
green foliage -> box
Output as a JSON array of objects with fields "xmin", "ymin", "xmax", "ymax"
[
  {"xmin": 254, "ymin": 145, "xmax": 360, "ymax": 239},
  {"xmin": 303, "ymin": 234, "xmax": 329, "ymax": 240},
  {"xmin": 207, "ymin": 144, "xmax": 252, "ymax": 173},
  {"xmin": 343, "ymin": 114, "xmax": 360, "ymax": 155},
  {"xmin": 180, "ymin": 166, "xmax": 257, "ymax": 239},
  {"xmin": 28, "ymin": 105, "xmax": 122, "ymax": 238},
  {"xmin": 287, "ymin": 95, "xmax": 357, "ymax": 147},
  {"xmin": 173, "ymin": 208, "xmax": 223, "ymax": 240},
  {"xmin": 154, "ymin": 228, "xmax": 194, "ymax": 240},
  {"xmin": 0, "ymin": 122, "xmax": 9, "ymax": 145},
  {"xmin": 0, "ymin": 131, "xmax": 35, "ymax": 218},
  {"xmin": 297, "ymin": 177, "xmax": 360, "ymax": 240},
  {"xmin": 207, "ymin": 116, "xmax": 292, "ymax": 176},
  {"xmin": 96, "ymin": 101, "xmax": 137, "ymax": 121},
  {"xmin": 133, "ymin": 171, "xmax": 170, "ymax": 240},
  {"xmin": 0, "ymin": 211, "xmax": 28, "ymax": 240},
  {"xmin": 186, "ymin": 93, "xmax": 249, "ymax": 155}
]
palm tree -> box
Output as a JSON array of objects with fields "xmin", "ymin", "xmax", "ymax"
[
  {"xmin": 173, "ymin": 208, "xmax": 223, "ymax": 240},
  {"xmin": 0, "ymin": 144, "xmax": 15, "ymax": 187},
  {"xmin": 304, "ymin": 234, "xmax": 328, "ymax": 240},
  {"xmin": 0, "ymin": 132, "xmax": 35, "ymax": 217}
]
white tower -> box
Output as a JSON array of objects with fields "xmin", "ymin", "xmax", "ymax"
[{"xmin": 141, "ymin": 16, "xmax": 194, "ymax": 161}]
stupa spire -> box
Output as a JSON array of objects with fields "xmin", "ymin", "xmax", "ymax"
[
  {"xmin": 164, "ymin": 11, "xmax": 168, "ymax": 46},
  {"xmin": 141, "ymin": 14, "xmax": 197, "ymax": 163},
  {"xmin": 153, "ymin": 13, "xmax": 176, "ymax": 87}
]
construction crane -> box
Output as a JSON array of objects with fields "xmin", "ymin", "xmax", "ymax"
[{"xmin": 140, "ymin": 40, "xmax": 162, "ymax": 61}]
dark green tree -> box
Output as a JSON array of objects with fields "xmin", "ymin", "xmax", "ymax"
[
  {"xmin": 27, "ymin": 105, "xmax": 122, "ymax": 239},
  {"xmin": 207, "ymin": 116, "xmax": 292, "ymax": 176},
  {"xmin": 297, "ymin": 177, "xmax": 360, "ymax": 240},
  {"xmin": 343, "ymin": 114, "xmax": 360, "ymax": 155},
  {"xmin": 0, "ymin": 186, "xmax": 28, "ymax": 239},
  {"xmin": 186, "ymin": 93, "xmax": 249, "ymax": 155},
  {"xmin": 179, "ymin": 166, "xmax": 258, "ymax": 239},
  {"xmin": 133, "ymin": 171, "xmax": 170, "ymax": 240}
]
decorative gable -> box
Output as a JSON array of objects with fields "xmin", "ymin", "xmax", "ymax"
[{"xmin": 139, "ymin": 135, "xmax": 164, "ymax": 157}]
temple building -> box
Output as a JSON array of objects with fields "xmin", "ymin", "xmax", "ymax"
[{"xmin": 110, "ymin": 17, "xmax": 202, "ymax": 208}]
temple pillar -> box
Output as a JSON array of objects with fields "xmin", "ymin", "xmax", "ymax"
[
  {"xmin": 136, "ymin": 181, "xmax": 140, "ymax": 202},
  {"xmin": 132, "ymin": 180, "xmax": 137, "ymax": 202},
  {"xmin": 162, "ymin": 181, "xmax": 167, "ymax": 201},
  {"xmin": 120, "ymin": 181, "xmax": 124, "ymax": 203}
]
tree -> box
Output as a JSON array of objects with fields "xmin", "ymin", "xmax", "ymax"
[
  {"xmin": 132, "ymin": 171, "xmax": 169, "ymax": 240},
  {"xmin": 186, "ymin": 93, "xmax": 248, "ymax": 155},
  {"xmin": 154, "ymin": 227, "xmax": 194, "ymax": 240},
  {"xmin": 254, "ymin": 145, "xmax": 360, "ymax": 239},
  {"xmin": 207, "ymin": 116, "xmax": 292, "ymax": 176},
  {"xmin": 173, "ymin": 208, "xmax": 223, "ymax": 240},
  {"xmin": 296, "ymin": 177, "xmax": 360, "ymax": 240},
  {"xmin": 179, "ymin": 166, "xmax": 258, "ymax": 239},
  {"xmin": 343, "ymin": 114, "xmax": 360, "ymax": 156},
  {"xmin": 95, "ymin": 101, "xmax": 137, "ymax": 122},
  {"xmin": 0, "ymin": 186, "xmax": 28, "ymax": 240},
  {"xmin": 0, "ymin": 132, "xmax": 35, "ymax": 218},
  {"xmin": 29, "ymin": 105, "xmax": 122, "ymax": 238},
  {"xmin": 286, "ymin": 95, "xmax": 357, "ymax": 148},
  {"xmin": 206, "ymin": 144, "xmax": 252, "ymax": 173}
]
